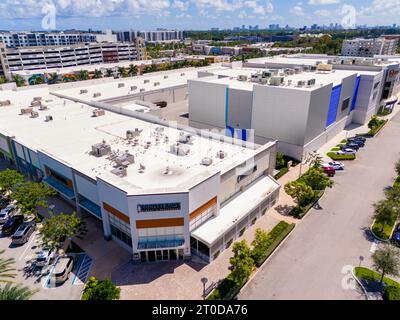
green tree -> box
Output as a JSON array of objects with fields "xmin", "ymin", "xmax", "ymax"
[
  {"xmin": 251, "ymin": 228, "xmax": 270, "ymax": 263},
  {"xmin": 0, "ymin": 169, "xmax": 24, "ymax": 196},
  {"xmin": 368, "ymin": 116, "xmax": 381, "ymax": 130},
  {"xmin": 47, "ymin": 73, "xmax": 59, "ymax": 85},
  {"xmin": 228, "ymin": 240, "xmax": 254, "ymax": 285},
  {"xmin": 93, "ymin": 69, "xmax": 103, "ymax": 79},
  {"xmin": 0, "ymin": 283, "xmax": 35, "ymax": 300},
  {"xmin": 39, "ymin": 212, "xmax": 86, "ymax": 252},
  {"xmin": 117, "ymin": 67, "xmax": 128, "ymax": 78},
  {"xmin": 81, "ymin": 277, "xmax": 120, "ymax": 300},
  {"xmin": 372, "ymin": 199, "xmax": 399, "ymax": 233},
  {"xmin": 11, "ymin": 181, "xmax": 56, "ymax": 217},
  {"xmin": 275, "ymin": 152, "xmax": 285, "ymax": 169},
  {"xmin": 372, "ymin": 244, "xmax": 400, "ymax": 285},
  {"xmin": 0, "ymin": 250, "xmax": 15, "ymax": 283},
  {"xmin": 32, "ymin": 77, "xmax": 45, "ymax": 85},
  {"xmin": 128, "ymin": 64, "xmax": 138, "ymax": 76},
  {"xmin": 105, "ymin": 68, "xmax": 113, "ymax": 77},
  {"xmin": 12, "ymin": 75, "xmax": 26, "ymax": 87},
  {"xmin": 301, "ymin": 167, "xmax": 334, "ymax": 190},
  {"xmin": 77, "ymin": 70, "xmax": 89, "ymax": 81},
  {"xmin": 284, "ymin": 181, "xmax": 316, "ymax": 207},
  {"xmin": 0, "ymin": 76, "xmax": 6, "ymax": 84},
  {"xmin": 395, "ymin": 159, "xmax": 400, "ymax": 177},
  {"xmin": 384, "ymin": 184, "xmax": 400, "ymax": 206}
]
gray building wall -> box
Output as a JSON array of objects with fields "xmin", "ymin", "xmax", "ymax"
[{"xmin": 227, "ymin": 88, "xmax": 253, "ymax": 129}]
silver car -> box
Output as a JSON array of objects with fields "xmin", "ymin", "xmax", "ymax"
[
  {"xmin": 11, "ymin": 221, "xmax": 36, "ymax": 245},
  {"xmin": 0, "ymin": 205, "xmax": 16, "ymax": 224},
  {"xmin": 36, "ymin": 248, "xmax": 56, "ymax": 267},
  {"xmin": 51, "ymin": 255, "xmax": 75, "ymax": 284}
]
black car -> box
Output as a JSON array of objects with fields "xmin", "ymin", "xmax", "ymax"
[
  {"xmin": 348, "ymin": 136, "xmax": 366, "ymax": 143},
  {"xmin": 0, "ymin": 197, "xmax": 11, "ymax": 210},
  {"xmin": 2, "ymin": 215, "xmax": 24, "ymax": 236},
  {"xmin": 347, "ymin": 138, "xmax": 365, "ymax": 147},
  {"xmin": 392, "ymin": 223, "xmax": 400, "ymax": 246},
  {"xmin": 341, "ymin": 143, "xmax": 360, "ymax": 151}
]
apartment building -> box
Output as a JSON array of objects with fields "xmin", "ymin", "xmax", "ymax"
[
  {"xmin": 341, "ymin": 37, "xmax": 398, "ymax": 57},
  {"xmin": 0, "ymin": 41, "xmax": 144, "ymax": 80},
  {"xmin": 0, "ymin": 80, "xmax": 279, "ymax": 263},
  {"xmin": 0, "ymin": 30, "xmax": 117, "ymax": 49},
  {"xmin": 188, "ymin": 61, "xmax": 390, "ymax": 160},
  {"xmin": 116, "ymin": 30, "xmax": 184, "ymax": 43}
]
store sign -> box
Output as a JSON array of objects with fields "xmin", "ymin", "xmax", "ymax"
[{"xmin": 137, "ymin": 202, "xmax": 181, "ymax": 213}]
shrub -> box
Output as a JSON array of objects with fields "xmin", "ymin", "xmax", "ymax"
[
  {"xmin": 327, "ymin": 152, "xmax": 356, "ymax": 161},
  {"xmin": 355, "ymin": 267, "xmax": 400, "ymax": 289},
  {"xmin": 331, "ymin": 147, "xmax": 340, "ymax": 151},
  {"xmin": 275, "ymin": 152, "xmax": 285, "ymax": 169},
  {"xmin": 82, "ymin": 277, "xmax": 120, "ymax": 300},
  {"xmin": 290, "ymin": 190, "xmax": 324, "ymax": 218},
  {"xmin": 274, "ymin": 167, "xmax": 288, "ymax": 180},
  {"xmin": 383, "ymin": 286, "xmax": 400, "ymax": 300}
]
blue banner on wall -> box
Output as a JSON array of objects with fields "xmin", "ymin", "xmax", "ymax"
[{"xmin": 326, "ymin": 85, "xmax": 342, "ymax": 128}]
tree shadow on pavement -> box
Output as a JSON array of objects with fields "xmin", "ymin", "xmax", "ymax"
[{"xmin": 274, "ymin": 204, "xmax": 294, "ymax": 216}]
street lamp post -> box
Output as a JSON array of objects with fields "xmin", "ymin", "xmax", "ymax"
[{"xmin": 201, "ymin": 277, "xmax": 208, "ymax": 300}]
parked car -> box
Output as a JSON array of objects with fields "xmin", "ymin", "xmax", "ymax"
[
  {"xmin": 348, "ymin": 136, "xmax": 366, "ymax": 143},
  {"xmin": 51, "ymin": 255, "xmax": 75, "ymax": 284},
  {"xmin": 0, "ymin": 205, "xmax": 17, "ymax": 224},
  {"xmin": 392, "ymin": 223, "xmax": 400, "ymax": 246},
  {"xmin": 341, "ymin": 143, "xmax": 360, "ymax": 151},
  {"xmin": 337, "ymin": 148, "xmax": 357, "ymax": 155},
  {"xmin": 36, "ymin": 248, "xmax": 56, "ymax": 267},
  {"xmin": 154, "ymin": 101, "xmax": 167, "ymax": 108},
  {"xmin": 322, "ymin": 166, "xmax": 336, "ymax": 177},
  {"xmin": 0, "ymin": 197, "xmax": 11, "ymax": 210},
  {"xmin": 11, "ymin": 221, "xmax": 36, "ymax": 245},
  {"xmin": 347, "ymin": 138, "xmax": 365, "ymax": 147},
  {"xmin": 2, "ymin": 215, "xmax": 24, "ymax": 235},
  {"xmin": 322, "ymin": 161, "xmax": 345, "ymax": 171}
]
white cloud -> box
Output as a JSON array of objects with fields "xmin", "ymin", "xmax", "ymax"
[
  {"xmin": 244, "ymin": 0, "xmax": 273, "ymax": 15},
  {"xmin": 360, "ymin": 0, "xmax": 400, "ymax": 17},
  {"xmin": 291, "ymin": 5, "xmax": 305, "ymax": 16},
  {"xmin": 194, "ymin": 0, "xmax": 243, "ymax": 12},
  {"xmin": 308, "ymin": 0, "xmax": 340, "ymax": 4},
  {"xmin": 172, "ymin": 0, "xmax": 189, "ymax": 11},
  {"xmin": 314, "ymin": 9, "xmax": 331, "ymax": 17}
]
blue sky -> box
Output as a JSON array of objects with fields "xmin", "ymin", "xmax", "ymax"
[{"xmin": 0, "ymin": 0, "xmax": 399, "ymax": 31}]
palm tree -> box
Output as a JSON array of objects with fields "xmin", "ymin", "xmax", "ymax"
[
  {"xmin": 0, "ymin": 283, "xmax": 35, "ymax": 300},
  {"xmin": 12, "ymin": 75, "xmax": 26, "ymax": 87},
  {"xmin": 93, "ymin": 69, "xmax": 103, "ymax": 79},
  {"xmin": 77, "ymin": 70, "xmax": 89, "ymax": 81},
  {"xmin": 105, "ymin": 68, "xmax": 113, "ymax": 77},
  {"xmin": 128, "ymin": 64, "xmax": 138, "ymax": 77},
  {"xmin": 117, "ymin": 67, "xmax": 128, "ymax": 78},
  {"xmin": 373, "ymin": 199, "xmax": 399, "ymax": 233},
  {"xmin": 0, "ymin": 250, "xmax": 16, "ymax": 283}
]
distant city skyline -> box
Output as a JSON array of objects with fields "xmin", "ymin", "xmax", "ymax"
[{"xmin": 0, "ymin": 0, "xmax": 399, "ymax": 31}]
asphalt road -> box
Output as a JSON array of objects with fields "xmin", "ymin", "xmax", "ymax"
[{"xmin": 239, "ymin": 111, "xmax": 400, "ymax": 300}]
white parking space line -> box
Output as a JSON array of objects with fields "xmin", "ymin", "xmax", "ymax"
[{"xmin": 18, "ymin": 233, "xmax": 37, "ymax": 261}]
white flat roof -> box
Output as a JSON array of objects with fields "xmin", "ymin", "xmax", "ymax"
[
  {"xmin": 247, "ymin": 56, "xmax": 330, "ymax": 66},
  {"xmin": 0, "ymin": 86, "xmax": 263, "ymax": 194},
  {"xmin": 191, "ymin": 175, "xmax": 279, "ymax": 246}
]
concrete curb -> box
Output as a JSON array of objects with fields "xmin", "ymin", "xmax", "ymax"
[
  {"xmin": 237, "ymin": 223, "xmax": 297, "ymax": 298},
  {"xmin": 351, "ymin": 267, "xmax": 369, "ymax": 301}
]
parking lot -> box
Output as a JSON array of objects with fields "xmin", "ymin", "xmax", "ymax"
[{"xmin": 0, "ymin": 211, "xmax": 86, "ymax": 300}]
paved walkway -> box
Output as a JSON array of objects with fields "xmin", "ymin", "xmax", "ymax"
[{"xmin": 239, "ymin": 107, "xmax": 400, "ymax": 300}]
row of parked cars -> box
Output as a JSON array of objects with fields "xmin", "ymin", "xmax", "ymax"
[
  {"xmin": 321, "ymin": 136, "xmax": 367, "ymax": 177},
  {"xmin": 1, "ymin": 196, "xmax": 75, "ymax": 285}
]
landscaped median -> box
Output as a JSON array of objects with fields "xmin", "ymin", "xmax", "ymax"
[
  {"xmin": 207, "ymin": 221, "xmax": 295, "ymax": 300},
  {"xmin": 326, "ymin": 152, "xmax": 356, "ymax": 161},
  {"xmin": 357, "ymin": 116, "xmax": 388, "ymax": 138},
  {"xmin": 354, "ymin": 267, "xmax": 400, "ymax": 300}
]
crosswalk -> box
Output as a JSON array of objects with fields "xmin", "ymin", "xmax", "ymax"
[{"xmin": 72, "ymin": 254, "xmax": 93, "ymax": 286}]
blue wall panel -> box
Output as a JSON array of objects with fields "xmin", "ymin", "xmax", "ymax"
[
  {"xmin": 350, "ymin": 76, "xmax": 361, "ymax": 111},
  {"xmin": 326, "ymin": 85, "xmax": 342, "ymax": 128}
]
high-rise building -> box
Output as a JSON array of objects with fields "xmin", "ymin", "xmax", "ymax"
[
  {"xmin": 341, "ymin": 37, "xmax": 398, "ymax": 57},
  {"xmin": 116, "ymin": 30, "xmax": 184, "ymax": 43}
]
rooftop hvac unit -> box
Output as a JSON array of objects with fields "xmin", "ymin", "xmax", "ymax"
[
  {"xmin": 115, "ymin": 152, "xmax": 135, "ymax": 167},
  {"xmin": 45, "ymin": 115, "xmax": 53, "ymax": 122},
  {"xmin": 31, "ymin": 100, "xmax": 41, "ymax": 107},
  {"xmin": 118, "ymin": 83, "xmax": 125, "ymax": 88},
  {"xmin": 20, "ymin": 108, "xmax": 33, "ymax": 115},
  {"xmin": 178, "ymin": 132, "xmax": 195, "ymax": 143},
  {"xmin": 154, "ymin": 82, "xmax": 160, "ymax": 86},
  {"xmin": 93, "ymin": 92, "xmax": 101, "ymax": 98},
  {"xmin": 269, "ymin": 76, "xmax": 284, "ymax": 86},
  {"xmin": 250, "ymin": 73, "xmax": 262, "ymax": 82},
  {"xmin": 140, "ymin": 88, "xmax": 145, "ymax": 92},
  {"xmin": 39, "ymin": 104, "xmax": 48, "ymax": 111},
  {"xmin": 92, "ymin": 109, "xmax": 105, "ymax": 117},
  {"xmin": 80, "ymin": 89, "xmax": 88, "ymax": 94},
  {"xmin": 297, "ymin": 80, "xmax": 306, "ymax": 87},
  {"xmin": 307, "ymin": 79, "xmax": 316, "ymax": 87},
  {"xmin": 111, "ymin": 166, "xmax": 127, "ymax": 178},
  {"xmin": 138, "ymin": 163, "xmax": 146, "ymax": 173},
  {"xmin": 180, "ymin": 73, "xmax": 185, "ymax": 76},
  {"xmin": 155, "ymin": 126, "xmax": 164, "ymax": 133},
  {"xmin": 237, "ymin": 75, "xmax": 248, "ymax": 81},
  {"xmin": 126, "ymin": 128, "xmax": 142, "ymax": 139},
  {"xmin": 130, "ymin": 86, "xmax": 137, "ymax": 91},
  {"xmin": 216, "ymin": 150, "xmax": 227, "ymax": 159},
  {"xmin": 164, "ymin": 75, "xmax": 168, "ymax": 79},
  {"xmin": 91, "ymin": 142, "xmax": 111, "ymax": 157},
  {"xmin": 0, "ymin": 100, "xmax": 11, "ymax": 107},
  {"xmin": 316, "ymin": 63, "xmax": 333, "ymax": 72},
  {"xmin": 33, "ymin": 97, "xmax": 42, "ymax": 102},
  {"xmin": 262, "ymin": 71, "xmax": 273, "ymax": 78},
  {"xmin": 30, "ymin": 111, "xmax": 39, "ymax": 118},
  {"xmin": 144, "ymin": 79, "xmax": 150, "ymax": 84},
  {"xmin": 294, "ymin": 67, "xmax": 302, "ymax": 74},
  {"xmin": 201, "ymin": 157, "xmax": 213, "ymax": 166},
  {"xmin": 170, "ymin": 143, "xmax": 190, "ymax": 156}
]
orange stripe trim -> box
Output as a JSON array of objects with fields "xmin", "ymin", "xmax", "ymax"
[
  {"xmin": 189, "ymin": 197, "xmax": 217, "ymax": 221},
  {"xmin": 103, "ymin": 202, "xmax": 130, "ymax": 224},
  {"xmin": 136, "ymin": 218, "xmax": 184, "ymax": 229}
]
